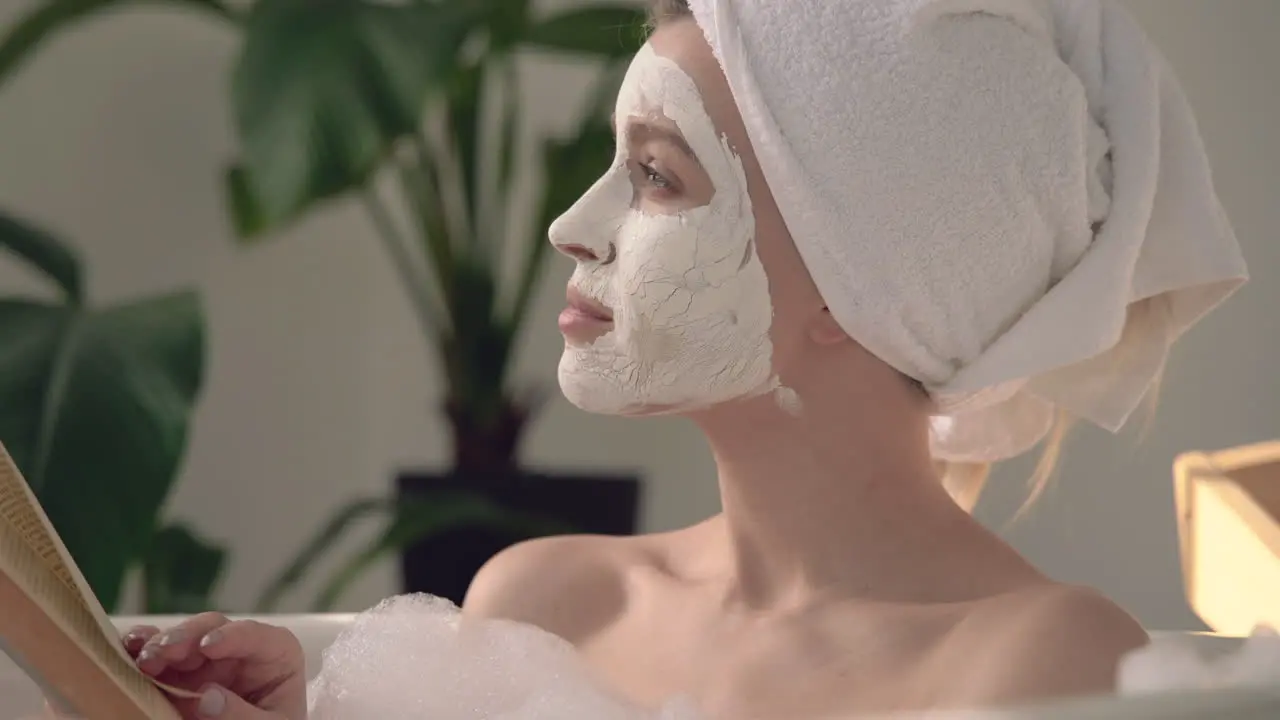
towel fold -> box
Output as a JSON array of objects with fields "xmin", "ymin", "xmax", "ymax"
[{"xmin": 686, "ymin": 0, "xmax": 1247, "ymax": 462}]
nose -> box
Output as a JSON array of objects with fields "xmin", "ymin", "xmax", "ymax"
[
  {"xmin": 548, "ymin": 168, "xmax": 625, "ymax": 266},
  {"xmin": 557, "ymin": 242, "xmax": 616, "ymax": 265},
  {"xmin": 559, "ymin": 243, "xmax": 597, "ymax": 262}
]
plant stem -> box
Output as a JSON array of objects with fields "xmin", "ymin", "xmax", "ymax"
[
  {"xmin": 476, "ymin": 61, "xmax": 497, "ymax": 263},
  {"xmin": 504, "ymin": 59, "xmax": 625, "ymax": 342},
  {"xmin": 489, "ymin": 59, "xmax": 519, "ymax": 286},
  {"xmin": 28, "ymin": 315, "xmax": 83, "ymax": 493},
  {"xmin": 400, "ymin": 134, "xmax": 456, "ymax": 309},
  {"xmin": 583, "ymin": 57, "xmax": 628, "ymax": 122},
  {"xmin": 435, "ymin": 112, "xmax": 478, "ymax": 265},
  {"xmin": 253, "ymin": 498, "xmax": 389, "ymax": 613},
  {"xmin": 361, "ymin": 188, "xmax": 445, "ymax": 343}
]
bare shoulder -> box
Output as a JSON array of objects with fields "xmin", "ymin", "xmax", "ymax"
[
  {"xmin": 958, "ymin": 583, "xmax": 1150, "ymax": 706},
  {"xmin": 461, "ymin": 533, "xmax": 648, "ymax": 643}
]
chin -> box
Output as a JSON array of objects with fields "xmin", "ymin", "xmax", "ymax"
[
  {"xmin": 556, "ymin": 374, "xmax": 677, "ymax": 417},
  {"xmin": 556, "ymin": 351, "xmax": 777, "ymax": 419}
]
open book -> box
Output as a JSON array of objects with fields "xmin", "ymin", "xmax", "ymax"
[{"xmin": 0, "ymin": 441, "xmax": 198, "ymax": 719}]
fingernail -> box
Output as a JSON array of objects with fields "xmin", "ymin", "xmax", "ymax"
[
  {"xmin": 199, "ymin": 629, "xmax": 223, "ymax": 648},
  {"xmin": 158, "ymin": 629, "xmax": 185, "ymax": 646},
  {"xmin": 136, "ymin": 647, "xmax": 157, "ymax": 664},
  {"xmin": 198, "ymin": 685, "xmax": 227, "ymax": 717}
]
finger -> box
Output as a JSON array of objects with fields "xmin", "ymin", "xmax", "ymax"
[
  {"xmin": 174, "ymin": 684, "xmax": 286, "ymax": 720},
  {"xmin": 196, "ymin": 620, "xmax": 302, "ymax": 669},
  {"xmin": 121, "ymin": 625, "xmax": 161, "ymax": 657},
  {"xmin": 138, "ymin": 612, "xmax": 232, "ymax": 676}
]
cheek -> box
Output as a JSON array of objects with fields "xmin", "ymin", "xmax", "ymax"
[
  {"xmin": 614, "ymin": 208, "xmax": 761, "ymax": 329},
  {"xmin": 615, "ymin": 208, "xmax": 700, "ymax": 276},
  {"xmin": 612, "ymin": 214, "xmax": 702, "ymax": 323}
]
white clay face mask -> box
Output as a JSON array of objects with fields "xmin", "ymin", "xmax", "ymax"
[{"xmin": 550, "ymin": 43, "xmax": 779, "ymax": 416}]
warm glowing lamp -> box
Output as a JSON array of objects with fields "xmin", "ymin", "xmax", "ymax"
[{"xmin": 1174, "ymin": 441, "xmax": 1280, "ymax": 635}]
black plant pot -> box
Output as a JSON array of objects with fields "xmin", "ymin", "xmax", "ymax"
[{"xmin": 396, "ymin": 470, "xmax": 642, "ymax": 605}]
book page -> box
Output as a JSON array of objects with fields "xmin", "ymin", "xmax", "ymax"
[
  {"xmin": 0, "ymin": 443, "xmax": 123, "ymax": 656},
  {"xmin": 0, "ymin": 517, "xmax": 185, "ymax": 718},
  {"xmin": 0, "ymin": 443, "xmax": 200, "ymax": 710}
]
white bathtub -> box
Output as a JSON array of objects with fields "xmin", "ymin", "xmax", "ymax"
[{"xmin": 1, "ymin": 617, "xmax": 1277, "ymax": 719}]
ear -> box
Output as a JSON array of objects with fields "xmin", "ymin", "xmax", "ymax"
[{"xmin": 808, "ymin": 307, "xmax": 849, "ymax": 346}]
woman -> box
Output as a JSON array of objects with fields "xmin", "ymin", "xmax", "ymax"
[{"xmin": 84, "ymin": 0, "xmax": 1246, "ymax": 717}]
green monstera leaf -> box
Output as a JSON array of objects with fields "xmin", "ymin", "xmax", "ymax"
[
  {"xmin": 0, "ymin": 209, "xmax": 207, "ymax": 611},
  {"xmin": 143, "ymin": 522, "xmax": 227, "ymax": 614},
  {"xmin": 523, "ymin": 6, "xmax": 648, "ymax": 58},
  {"xmin": 0, "ymin": 0, "xmax": 239, "ymax": 90},
  {"xmin": 228, "ymin": 0, "xmax": 479, "ymax": 236}
]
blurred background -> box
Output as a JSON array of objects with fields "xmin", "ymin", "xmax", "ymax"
[{"xmin": 0, "ymin": 0, "xmax": 1275, "ymax": 631}]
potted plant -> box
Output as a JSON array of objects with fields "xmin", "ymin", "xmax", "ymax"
[
  {"xmin": 0, "ymin": 209, "xmax": 224, "ymax": 613},
  {"xmin": 222, "ymin": 0, "xmax": 650, "ymax": 608},
  {"xmin": 1, "ymin": 0, "xmax": 648, "ymax": 610},
  {"xmin": 1, "ymin": 0, "xmax": 649, "ymax": 609}
]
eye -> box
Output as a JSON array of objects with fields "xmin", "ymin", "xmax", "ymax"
[{"xmin": 639, "ymin": 162, "xmax": 674, "ymax": 190}]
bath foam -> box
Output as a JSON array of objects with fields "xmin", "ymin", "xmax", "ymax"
[
  {"xmin": 306, "ymin": 594, "xmax": 699, "ymax": 720},
  {"xmin": 1117, "ymin": 626, "xmax": 1280, "ymax": 695},
  {"xmin": 306, "ymin": 594, "xmax": 1280, "ymax": 719}
]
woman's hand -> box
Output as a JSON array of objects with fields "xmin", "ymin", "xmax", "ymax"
[
  {"xmin": 44, "ymin": 613, "xmax": 307, "ymax": 719},
  {"xmin": 134, "ymin": 612, "xmax": 308, "ymax": 719}
]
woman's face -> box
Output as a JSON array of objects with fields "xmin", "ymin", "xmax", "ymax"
[{"xmin": 550, "ymin": 19, "xmax": 824, "ymax": 416}]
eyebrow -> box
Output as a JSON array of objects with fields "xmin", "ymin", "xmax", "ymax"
[{"xmin": 612, "ymin": 112, "xmax": 699, "ymax": 164}]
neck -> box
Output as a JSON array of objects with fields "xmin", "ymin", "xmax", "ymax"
[{"xmin": 685, "ymin": 359, "xmax": 1038, "ymax": 610}]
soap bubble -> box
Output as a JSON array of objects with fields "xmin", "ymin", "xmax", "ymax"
[
  {"xmin": 303, "ymin": 594, "xmax": 1280, "ymax": 719},
  {"xmin": 1117, "ymin": 626, "xmax": 1280, "ymax": 695},
  {"xmin": 305, "ymin": 594, "xmax": 701, "ymax": 720}
]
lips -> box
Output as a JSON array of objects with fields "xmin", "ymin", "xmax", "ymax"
[
  {"xmin": 565, "ymin": 286, "xmax": 613, "ymax": 321},
  {"xmin": 559, "ymin": 287, "xmax": 614, "ymax": 344}
]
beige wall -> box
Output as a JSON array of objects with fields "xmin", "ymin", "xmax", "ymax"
[{"xmin": 1, "ymin": 0, "xmax": 1276, "ymax": 629}]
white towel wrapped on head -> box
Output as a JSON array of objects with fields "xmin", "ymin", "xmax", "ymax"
[{"xmin": 685, "ymin": 0, "xmax": 1248, "ymax": 462}]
